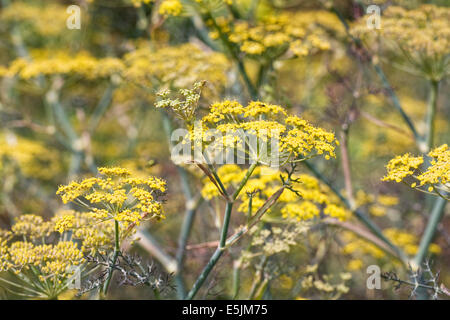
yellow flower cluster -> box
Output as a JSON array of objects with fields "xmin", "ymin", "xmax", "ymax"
[
  {"xmin": 351, "ymin": 4, "xmax": 450, "ymax": 80},
  {"xmin": 11, "ymin": 215, "xmax": 53, "ymax": 240},
  {"xmin": 0, "ymin": 214, "xmax": 85, "ymax": 286},
  {"xmin": 159, "ymin": 0, "xmax": 183, "ymax": 16},
  {"xmin": 201, "ymin": 165, "xmax": 350, "ymax": 222},
  {"xmin": 0, "ymin": 134, "xmax": 62, "ymax": 181},
  {"xmin": 55, "ymin": 210, "xmax": 116, "ymax": 255},
  {"xmin": 342, "ymin": 231, "xmax": 390, "ymax": 263},
  {"xmin": 384, "ymin": 228, "xmax": 441, "ymax": 256},
  {"xmin": 130, "ymin": 0, "xmax": 153, "ymax": 7},
  {"xmin": 129, "ymin": 0, "xmax": 182, "ymax": 16},
  {"xmin": 209, "ymin": 10, "xmax": 343, "ymax": 58},
  {"xmin": 1, "ymin": 2, "xmax": 76, "ymax": 37},
  {"xmin": 156, "ymin": 81, "xmax": 205, "ymax": 124},
  {"xmin": 3, "ymin": 51, "xmax": 125, "ymax": 80},
  {"xmin": 0, "ymin": 231, "xmax": 11, "ymax": 271},
  {"xmin": 418, "ymin": 144, "xmax": 450, "ymax": 189},
  {"xmin": 382, "ymin": 153, "xmax": 424, "ymax": 183},
  {"xmin": 54, "ymin": 215, "xmax": 75, "ymax": 234},
  {"xmin": 300, "ymin": 270, "xmax": 351, "ymax": 298},
  {"xmin": 123, "ymin": 43, "xmax": 229, "ymax": 91},
  {"xmin": 249, "ymin": 222, "xmax": 310, "ymax": 256},
  {"xmin": 56, "ymin": 167, "xmax": 166, "ymax": 228},
  {"xmin": 354, "ymin": 190, "xmax": 399, "ymax": 217},
  {"xmin": 2, "ymin": 240, "xmax": 84, "ymax": 281},
  {"xmin": 342, "ymin": 228, "xmax": 441, "ymax": 269},
  {"xmin": 382, "ymin": 144, "xmax": 449, "ymax": 198},
  {"xmin": 195, "ymin": 100, "xmax": 339, "ymax": 164}
]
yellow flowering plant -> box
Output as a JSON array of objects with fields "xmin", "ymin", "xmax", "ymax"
[
  {"xmin": 55, "ymin": 166, "xmax": 166, "ymax": 295},
  {"xmin": 0, "ymin": 214, "xmax": 85, "ymax": 299},
  {"xmin": 155, "ymin": 80, "xmax": 343, "ymax": 299},
  {"xmin": 0, "ymin": 166, "xmax": 167, "ymax": 299},
  {"xmin": 382, "ymin": 144, "xmax": 450, "ymax": 201},
  {"xmin": 351, "ymin": 4, "xmax": 450, "ymax": 81},
  {"xmin": 201, "ymin": 165, "xmax": 350, "ymax": 222}
]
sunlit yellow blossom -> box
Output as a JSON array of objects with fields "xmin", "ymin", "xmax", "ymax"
[
  {"xmin": 11, "ymin": 215, "xmax": 53, "ymax": 240},
  {"xmin": 0, "ymin": 134, "xmax": 62, "ymax": 180},
  {"xmin": 323, "ymin": 204, "xmax": 349, "ymax": 221},
  {"xmin": 0, "ymin": 215, "xmax": 85, "ymax": 297},
  {"xmin": 202, "ymin": 165, "xmax": 349, "ymax": 222},
  {"xmin": 194, "ymin": 100, "xmax": 339, "ymax": 165},
  {"xmin": 159, "ymin": 0, "xmax": 183, "ymax": 16},
  {"xmin": 54, "ymin": 215, "xmax": 75, "ymax": 234},
  {"xmin": 1, "ymin": 2, "xmax": 80, "ymax": 38},
  {"xmin": 382, "ymin": 145, "xmax": 450, "ymax": 199},
  {"xmin": 209, "ymin": 10, "xmax": 343, "ymax": 58},
  {"xmin": 347, "ymin": 259, "xmax": 364, "ymax": 271},
  {"xmin": 56, "ymin": 167, "xmax": 166, "ymax": 228},
  {"xmin": 3, "ymin": 51, "xmax": 124, "ymax": 80},
  {"xmin": 382, "ymin": 153, "xmax": 423, "ymax": 183}
]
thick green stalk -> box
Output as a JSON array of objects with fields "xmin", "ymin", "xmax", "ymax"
[
  {"xmin": 231, "ymin": 260, "xmax": 241, "ymax": 299},
  {"xmin": 413, "ymin": 197, "xmax": 447, "ymax": 269},
  {"xmin": 220, "ymin": 202, "xmax": 234, "ymax": 248},
  {"xmin": 232, "ymin": 162, "xmax": 258, "ymax": 200},
  {"xmin": 412, "ymin": 80, "xmax": 443, "ymax": 299},
  {"xmin": 190, "ymin": 14, "xmax": 220, "ymax": 51},
  {"xmin": 185, "ymin": 201, "xmax": 233, "ymax": 300},
  {"xmin": 373, "ymin": 64, "xmax": 421, "ymax": 144},
  {"xmin": 186, "ymin": 183, "xmax": 284, "ymax": 300},
  {"xmin": 185, "ymin": 246, "xmax": 225, "ymax": 300},
  {"xmin": 425, "ymin": 80, "xmax": 439, "ymax": 151},
  {"xmin": 247, "ymin": 256, "xmax": 267, "ymax": 299},
  {"xmin": 412, "ymin": 79, "xmax": 446, "ymax": 273}
]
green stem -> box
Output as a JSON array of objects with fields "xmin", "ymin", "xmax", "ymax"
[
  {"xmin": 186, "ymin": 185, "xmax": 285, "ymax": 300},
  {"xmin": 231, "ymin": 260, "xmax": 241, "ymax": 299},
  {"xmin": 425, "ymin": 80, "xmax": 439, "ymax": 151},
  {"xmin": 102, "ymin": 220, "xmax": 120, "ymax": 296},
  {"xmin": 185, "ymin": 200, "xmax": 233, "ymax": 299},
  {"xmin": 247, "ymin": 0, "xmax": 259, "ymax": 21},
  {"xmin": 185, "ymin": 246, "xmax": 224, "ymax": 300},
  {"xmin": 253, "ymin": 278, "xmax": 269, "ymax": 300},
  {"xmin": 248, "ymin": 256, "xmax": 267, "ymax": 299},
  {"xmin": 232, "ymin": 162, "xmax": 258, "ymax": 200},
  {"xmin": 373, "ymin": 64, "xmax": 421, "ymax": 143},
  {"xmin": 220, "ymin": 202, "xmax": 234, "ymax": 248},
  {"xmin": 226, "ymin": 1, "xmax": 241, "ymax": 19},
  {"xmin": 45, "ymin": 80, "xmax": 77, "ymax": 142},
  {"xmin": 186, "ymin": 162, "xmax": 258, "ymax": 300},
  {"xmin": 413, "ymin": 197, "xmax": 447, "ymax": 269},
  {"xmin": 413, "ymin": 81, "xmax": 441, "ymax": 299}
]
